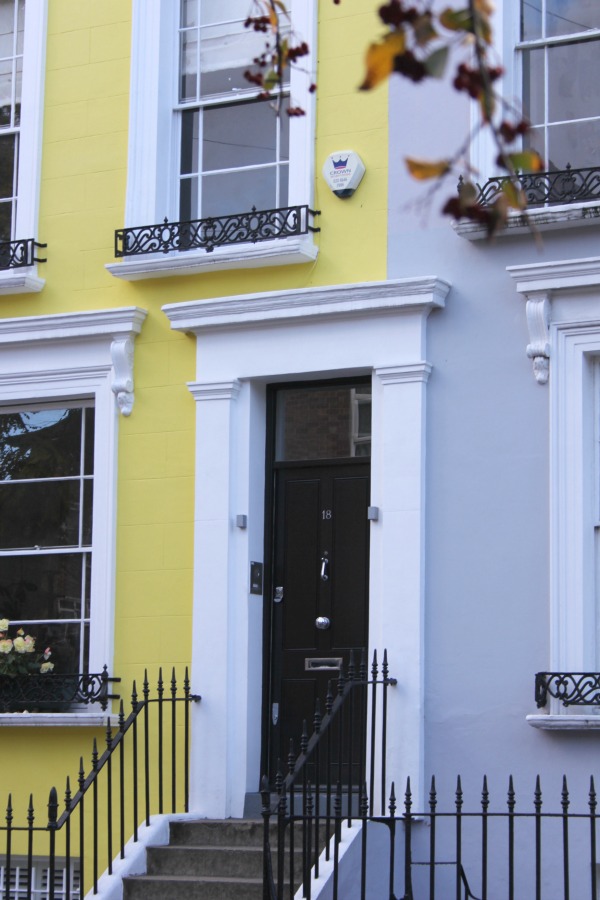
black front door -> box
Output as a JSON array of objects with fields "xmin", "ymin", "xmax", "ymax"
[
  {"xmin": 265, "ymin": 381, "xmax": 371, "ymax": 780},
  {"xmin": 269, "ymin": 462, "xmax": 370, "ymax": 776}
]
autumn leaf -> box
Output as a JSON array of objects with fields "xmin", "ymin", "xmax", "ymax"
[
  {"xmin": 413, "ymin": 13, "xmax": 437, "ymax": 46},
  {"xmin": 405, "ymin": 157, "xmax": 451, "ymax": 180},
  {"xmin": 360, "ymin": 30, "xmax": 406, "ymax": 90},
  {"xmin": 504, "ymin": 150, "xmax": 544, "ymax": 173},
  {"xmin": 439, "ymin": 8, "xmax": 473, "ymax": 33},
  {"xmin": 501, "ymin": 180, "xmax": 527, "ymax": 210},
  {"xmin": 424, "ymin": 46, "xmax": 449, "ymax": 78}
]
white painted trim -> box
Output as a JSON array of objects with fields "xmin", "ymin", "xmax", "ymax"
[
  {"xmin": 0, "ymin": 713, "xmax": 109, "ymax": 727},
  {"xmin": 527, "ymin": 714, "xmax": 600, "ymax": 730},
  {"xmin": 15, "ymin": 0, "xmax": 47, "ymax": 245},
  {"xmin": 163, "ymin": 277, "xmax": 449, "ymax": 332},
  {"xmin": 0, "ymin": 271, "xmax": 45, "ymax": 295},
  {"xmin": 0, "ymin": 307, "xmax": 147, "ymax": 682},
  {"xmin": 163, "ymin": 277, "xmax": 449, "ymax": 817},
  {"xmin": 123, "ymin": 0, "xmax": 317, "ymax": 264},
  {"xmin": 509, "ymin": 256, "xmax": 600, "ymax": 718},
  {"xmin": 0, "ymin": 307, "xmax": 147, "ymax": 342},
  {"xmin": 455, "ymin": 203, "xmax": 600, "ymax": 241},
  {"xmin": 106, "ymin": 236, "xmax": 318, "ymax": 281}
]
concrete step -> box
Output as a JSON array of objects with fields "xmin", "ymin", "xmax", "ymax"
[
  {"xmin": 147, "ymin": 844, "xmax": 264, "ymax": 879},
  {"xmin": 123, "ymin": 873, "xmax": 264, "ymax": 900},
  {"xmin": 122, "ymin": 818, "xmax": 310, "ymax": 899},
  {"xmin": 169, "ymin": 819, "xmax": 267, "ymax": 848}
]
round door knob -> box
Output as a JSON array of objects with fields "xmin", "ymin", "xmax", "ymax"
[{"xmin": 315, "ymin": 616, "xmax": 331, "ymax": 630}]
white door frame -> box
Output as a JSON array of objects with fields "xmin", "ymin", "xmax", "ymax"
[{"xmin": 163, "ymin": 276, "xmax": 450, "ymax": 817}]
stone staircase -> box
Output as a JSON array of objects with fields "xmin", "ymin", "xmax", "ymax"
[{"xmin": 123, "ymin": 819, "xmax": 299, "ymax": 900}]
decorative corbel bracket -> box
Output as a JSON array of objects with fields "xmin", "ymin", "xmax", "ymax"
[
  {"xmin": 111, "ymin": 336, "xmax": 136, "ymax": 416},
  {"xmin": 524, "ymin": 290, "xmax": 551, "ymax": 385}
]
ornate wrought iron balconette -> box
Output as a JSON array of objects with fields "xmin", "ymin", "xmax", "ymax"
[
  {"xmin": 0, "ymin": 238, "xmax": 47, "ymax": 271},
  {"xmin": 114, "ymin": 204, "xmax": 321, "ymax": 258},
  {"xmin": 535, "ymin": 671, "xmax": 600, "ymax": 707},
  {"xmin": 0, "ymin": 667, "xmax": 120, "ymax": 713},
  {"xmin": 462, "ymin": 164, "xmax": 600, "ymax": 209}
]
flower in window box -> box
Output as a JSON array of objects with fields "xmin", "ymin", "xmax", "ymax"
[{"xmin": 0, "ymin": 619, "xmax": 53, "ymax": 676}]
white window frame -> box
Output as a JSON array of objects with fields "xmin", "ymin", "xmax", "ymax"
[
  {"xmin": 458, "ymin": 1, "xmax": 600, "ymax": 241},
  {"xmin": 0, "ymin": 399, "xmax": 95, "ymax": 674},
  {"xmin": 106, "ymin": 0, "xmax": 317, "ymax": 282},
  {"xmin": 0, "ymin": 0, "xmax": 47, "ymax": 295},
  {"xmin": 508, "ymin": 256, "xmax": 600, "ymax": 728},
  {"xmin": 0, "ymin": 306, "xmax": 147, "ymax": 723}
]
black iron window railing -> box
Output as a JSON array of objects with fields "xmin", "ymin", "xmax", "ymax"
[
  {"xmin": 114, "ymin": 204, "xmax": 320, "ymax": 258},
  {"xmin": 0, "ymin": 667, "xmax": 120, "ymax": 714},
  {"xmin": 0, "ymin": 239, "xmax": 47, "ymax": 271},
  {"xmin": 536, "ymin": 671, "xmax": 600, "ymax": 708},
  {"xmin": 463, "ymin": 164, "xmax": 600, "ymax": 210}
]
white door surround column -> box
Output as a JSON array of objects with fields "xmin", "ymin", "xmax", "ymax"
[{"xmin": 164, "ymin": 277, "xmax": 450, "ymax": 816}]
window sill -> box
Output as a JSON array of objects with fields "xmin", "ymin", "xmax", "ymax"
[
  {"xmin": 105, "ymin": 236, "xmax": 318, "ymax": 281},
  {"xmin": 0, "ymin": 268, "xmax": 45, "ymax": 295},
  {"xmin": 0, "ymin": 711, "xmax": 110, "ymax": 727},
  {"xmin": 454, "ymin": 201, "xmax": 600, "ymax": 241},
  {"xmin": 527, "ymin": 713, "xmax": 600, "ymax": 730}
]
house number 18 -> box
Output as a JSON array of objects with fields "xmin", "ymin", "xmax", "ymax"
[{"xmin": 322, "ymin": 509, "xmax": 332, "ymax": 519}]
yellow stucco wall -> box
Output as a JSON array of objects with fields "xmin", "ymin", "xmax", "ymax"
[{"xmin": 0, "ymin": 0, "xmax": 387, "ymax": 867}]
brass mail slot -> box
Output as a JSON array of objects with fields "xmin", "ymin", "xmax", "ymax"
[{"xmin": 305, "ymin": 657, "xmax": 343, "ymax": 671}]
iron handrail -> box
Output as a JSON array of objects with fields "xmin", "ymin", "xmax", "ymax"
[
  {"xmin": 261, "ymin": 649, "xmax": 397, "ymax": 900},
  {"xmin": 0, "ymin": 667, "xmax": 200, "ymax": 900}
]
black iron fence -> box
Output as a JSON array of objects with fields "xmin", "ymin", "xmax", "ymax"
[
  {"xmin": 0, "ymin": 239, "xmax": 47, "ymax": 270},
  {"xmin": 261, "ymin": 649, "xmax": 397, "ymax": 900},
  {"xmin": 114, "ymin": 204, "xmax": 320, "ymax": 257},
  {"xmin": 0, "ymin": 668, "xmax": 198, "ymax": 900},
  {"xmin": 265, "ymin": 772, "xmax": 600, "ymax": 900}
]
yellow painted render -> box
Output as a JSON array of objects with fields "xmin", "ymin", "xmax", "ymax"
[{"xmin": 0, "ymin": 0, "xmax": 388, "ymax": 877}]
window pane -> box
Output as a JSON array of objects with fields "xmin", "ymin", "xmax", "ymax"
[
  {"xmin": 522, "ymin": 0, "xmax": 542, "ymax": 40},
  {"xmin": 546, "ymin": 0, "xmax": 600, "ymax": 36},
  {"xmin": 203, "ymin": 101, "xmax": 277, "ymax": 171},
  {"xmin": 83, "ymin": 480, "xmax": 93, "ymax": 545},
  {"xmin": 83, "ymin": 408, "xmax": 94, "ymax": 476},
  {"xmin": 180, "ymin": 108, "xmax": 199, "ymax": 175},
  {"xmin": 0, "ymin": 480, "xmax": 85, "ymax": 549},
  {"xmin": 199, "ymin": 0, "xmax": 253, "ymax": 27},
  {"xmin": 0, "ymin": 56, "xmax": 12, "ymax": 127},
  {"xmin": 521, "ymin": 48, "xmax": 544, "ymax": 126},
  {"xmin": 180, "ymin": 29, "xmax": 198, "ymax": 101},
  {"xmin": 548, "ymin": 38, "xmax": 600, "ymax": 122},
  {"xmin": 201, "ymin": 166, "xmax": 278, "ymax": 217},
  {"xmin": 547, "ymin": 118, "xmax": 600, "ymax": 168},
  {"xmin": 16, "ymin": 0, "xmax": 23, "ymax": 54},
  {"xmin": 180, "ymin": 175, "xmax": 198, "ymax": 221},
  {"xmin": 200, "ymin": 64, "xmax": 255, "ymax": 95},
  {"xmin": 181, "ymin": 0, "xmax": 198, "ymax": 28},
  {"xmin": 0, "ymin": 408, "xmax": 83, "ymax": 481},
  {"xmin": 0, "ymin": 553, "xmax": 86, "ymax": 622},
  {"xmin": 279, "ymin": 164, "xmax": 289, "ymax": 207},
  {"xmin": 275, "ymin": 384, "xmax": 372, "ymax": 461},
  {"xmin": 27, "ymin": 621, "xmax": 84, "ymax": 673},
  {"xmin": 0, "ymin": 198, "xmax": 11, "ymax": 242}
]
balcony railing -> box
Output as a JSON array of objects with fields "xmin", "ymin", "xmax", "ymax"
[
  {"xmin": 465, "ymin": 163, "xmax": 600, "ymax": 209},
  {"xmin": 535, "ymin": 671, "xmax": 600, "ymax": 707},
  {"xmin": 0, "ymin": 238, "xmax": 47, "ymax": 271},
  {"xmin": 114, "ymin": 204, "xmax": 320, "ymax": 258},
  {"xmin": 0, "ymin": 668, "xmax": 120, "ymax": 713}
]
